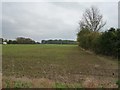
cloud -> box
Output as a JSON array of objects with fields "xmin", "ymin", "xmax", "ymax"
[
  {"xmin": 2, "ymin": 2, "xmax": 118, "ymax": 42},
  {"xmin": 0, "ymin": 2, "xmax": 2, "ymax": 37}
]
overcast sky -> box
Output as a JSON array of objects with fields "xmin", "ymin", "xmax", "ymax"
[{"xmin": 2, "ymin": 2, "xmax": 118, "ymax": 42}]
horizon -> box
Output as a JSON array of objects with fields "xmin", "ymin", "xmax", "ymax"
[{"xmin": 1, "ymin": 37, "xmax": 78, "ymax": 42}]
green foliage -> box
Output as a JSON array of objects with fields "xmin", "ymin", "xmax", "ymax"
[
  {"xmin": 14, "ymin": 81, "xmax": 32, "ymax": 88},
  {"xmin": 5, "ymin": 80, "xmax": 11, "ymax": 88},
  {"xmin": 77, "ymin": 28, "xmax": 100, "ymax": 50},
  {"xmin": 55, "ymin": 82, "xmax": 68, "ymax": 88},
  {"xmin": 77, "ymin": 28, "xmax": 91, "ymax": 49},
  {"xmin": 54, "ymin": 82, "xmax": 82, "ymax": 88},
  {"xmin": 5, "ymin": 80, "xmax": 32, "ymax": 88},
  {"xmin": 77, "ymin": 27, "xmax": 120, "ymax": 58},
  {"xmin": 98, "ymin": 28, "xmax": 118, "ymax": 56},
  {"xmin": 41, "ymin": 39, "xmax": 77, "ymax": 44},
  {"xmin": 116, "ymin": 80, "xmax": 120, "ymax": 88},
  {"xmin": 0, "ymin": 38, "xmax": 3, "ymax": 44},
  {"xmin": 3, "ymin": 37, "xmax": 39, "ymax": 44},
  {"xmin": 16, "ymin": 37, "xmax": 36, "ymax": 44}
]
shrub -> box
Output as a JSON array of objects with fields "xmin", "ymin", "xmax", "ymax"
[
  {"xmin": 116, "ymin": 80, "xmax": 120, "ymax": 88},
  {"xmin": 77, "ymin": 27, "xmax": 120, "ymax": 58}
]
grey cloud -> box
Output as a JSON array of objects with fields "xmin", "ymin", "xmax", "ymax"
[
  {"xmin": 2, "ymin": 2, "xmax": 118, "ymax": 42},
  {"xmin": 0, "ymin": 2, "xmax": 2, "ymax": 37},
  {"xmin": 119, "ymin": 1, "xmax": 120, "ymax": 28}
]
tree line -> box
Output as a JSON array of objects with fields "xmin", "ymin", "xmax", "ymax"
[
  {"xmin": 77, "ymin": 27, "xmax": 120, "ymax": 58},
  {"xmin": 0, "ymin": 37, "xmax": 77, "ymax": 45},
  {"xmin": 41, "ymin": 40, "xmax": 77, "ymax": 44},
  {"xmin": 1, "ymin": 37, "xmax": 40, "ymax": 44},
  {"xmin": 77, "ymin": 6, "xmax": 120, "ymax": 58}
]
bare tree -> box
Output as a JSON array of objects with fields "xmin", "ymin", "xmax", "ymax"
[{"xmin": 79, "ymin": 6, "xmax": 106, "ymax": 32}]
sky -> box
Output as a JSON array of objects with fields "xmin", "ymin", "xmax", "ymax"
[
  {"xmin": 118, "ymin": 1, "xmax": 120, "ymax": 28},
  {"xmin": 2, "ymin": 2, "xmax": 118, "ymax": 42}
]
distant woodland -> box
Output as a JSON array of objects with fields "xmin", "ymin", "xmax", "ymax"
[{"xmin": 0, "ymin": 37, "xmax": 77, "ymax": 45}]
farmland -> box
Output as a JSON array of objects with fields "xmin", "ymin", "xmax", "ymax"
[{"xmin": 2, "ymin": 44, "xmax": 118, "ymax": 88}]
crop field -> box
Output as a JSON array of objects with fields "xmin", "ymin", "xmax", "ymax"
[{"xmin": 2, "ymin": 44, "xmax": 118, "ymax": 88}]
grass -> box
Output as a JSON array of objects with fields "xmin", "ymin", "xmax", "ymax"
[
  {"xmin": 2, "ymin": 44, "xmax": 118, "ymax": 88},
  {"xmin": 116, "ymin": 80, "xmax": 120, "ymax": 88},
  {"xmin": 3, "ymin": 79, "xmax": 32, "ymax": 88},
  {"xmin": 54, "ymin": 82, "xmax": 82, "ymax": 88}
]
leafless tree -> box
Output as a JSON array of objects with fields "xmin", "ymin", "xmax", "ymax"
[{"xmin": 79, "ymin": 6, "xmax": 106, "ymax": 32}]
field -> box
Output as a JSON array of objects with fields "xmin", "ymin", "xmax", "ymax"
[{"xmin": 2, "ymin": 44, "xmax": 118, "ymax": 88}]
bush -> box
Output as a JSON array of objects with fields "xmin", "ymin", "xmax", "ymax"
[
  {"xmin": 116, "ymin": 80, "xmax": 120, "ymax": 88},
  {"xmin": 77, "ymin": 27, "xmax": 120, "ymax": 59}
]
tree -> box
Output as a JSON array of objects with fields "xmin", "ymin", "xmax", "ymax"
[
  {"xmin": 16, "ymin": 37, "xmax": 36, "ymax": 44},
  {"xmin": 0, "ymin": 38, "xmax": 3, "ymax": 44},
  {"xmin": 41, "ymin": 39, "xmax": 77, "ymax": 44},
  {"xmin": 79, "ymin": 6, "xmax": 106, "ymax": 32},
  {"xmin": 77, "ymin": 27, "xmax": 91, "ymax": 48}
]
